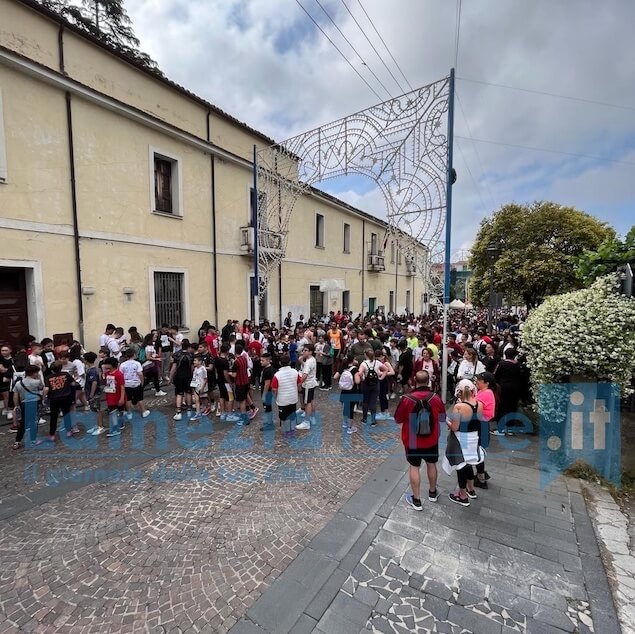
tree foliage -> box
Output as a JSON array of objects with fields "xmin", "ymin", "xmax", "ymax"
[
  {"xmin": 469, "ymin": 201, "xmax": 614, "ymax": 309},
  {"xmin": 38, "ymin": 0, "xmax": 161, "ymax": 74},
  {"xmin": 574, "ymin": 226, "xmax": 635, "ymax": 286}
]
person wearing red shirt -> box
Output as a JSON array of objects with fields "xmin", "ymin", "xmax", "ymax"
[
  {"xmin": 230, "ymin": 342, "xmax": 251, "ymax": 425},
  {"xmin": 102, "ymin": 357, "xmax": 126, "ymax": 437},
  {"xmin": 203, "ymin": 327, "xmax": 219, "ymax": 358},
  {"xmin": 394, "ymin": 370, "xmax": 446, "ymax": 511}
]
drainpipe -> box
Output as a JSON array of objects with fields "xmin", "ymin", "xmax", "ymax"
[
  {"xmin": 65, "ymin": 92, "xmax": 85, "ymax": 344},
  {"xmin": 361, "ymin": 220, "xmax": 366, "ymax": 316},
  {"xmin": 207, "ymin": 110, "xmax": 219, "ymax": 326},
  {"xmin": 57, "ymin": 24, "xmax": 65, "ymax": 73}
]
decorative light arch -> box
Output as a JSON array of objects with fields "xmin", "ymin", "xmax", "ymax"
[{"xmin": 252, "ymin": 74, "xmax": 451, "ymax": 304}]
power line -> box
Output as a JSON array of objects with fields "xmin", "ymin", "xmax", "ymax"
[
  {"xmin": 455, "ymin": 135, "xmax": 635, "ymax": 167},
  {"xmin": 457, "ymin": 76, "xmax": 635, "ymax": 113},
  {"xmin": 455, "ymin": 138, "xmax": 490, "ymax": 216},
  {"xmin": 453, "ymin": 0, "xmax": 462, "ymax": 70},
  {"xmin": 353, "ymin": 0, "xmax": 414, "ymax": 92},
  {"xmin": 336, "ymin": 0, "xmax": 407, "ymax": 95},
  {"xmin": 311, "ymin": 0, "xmax": 393, "ymax": 99},
  {"xmin": 456, "ymin": 91, "xmax": 496, "ymax": 209},
  {"xmin": 293, "ymin": 0, "xmax": 384, "ymax": 101}
]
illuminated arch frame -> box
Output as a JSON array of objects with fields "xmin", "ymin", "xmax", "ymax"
[{"xmin": 253, "ymin": 74, "xmax": 452, "ymax": 310}]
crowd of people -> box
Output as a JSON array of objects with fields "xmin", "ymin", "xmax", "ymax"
[{"xmin": 1, "ymin": 308, "xmax": 529, "ymax": 506}]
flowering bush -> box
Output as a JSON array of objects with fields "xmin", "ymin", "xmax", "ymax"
[{"xmin": 522, "ymin": 274, "xmax": 635, "ymax": 397}]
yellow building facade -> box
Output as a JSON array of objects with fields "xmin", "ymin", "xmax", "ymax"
[{"xmin": 0, "ymin": 0, "xmax": 429, "ymax": 348}]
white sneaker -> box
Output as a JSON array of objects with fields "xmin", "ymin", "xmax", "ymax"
[
  {"xmin": 125, "ymin": 412, "xmax": 133, "ymax": 421},
  {"xmin": 155, "ymin": 390, "xmax": 167, "ymax": 396},
  {"xmin": 353, "ymin": 405, "xmax": 363, "ymax": 414},
  {"xmin": 346, "ymin": 426, "xmax": 357, "ymax": 434},
  {"xmin": 295, "ymin": 421, "xmax": 311, "ymax": 430},
  {"xmin": 7, "ymin": 411, "xmax": 13, "ymax": 421},
  {"xmin": 142, "ymin": 410, "xmax": 150, "ymax": 418},
  {"xmin": 296, "ymin": 408, "xmax": 304, "ymax": 416},
  {"xmin": 226, "ymin": 414, "xmax": 241, "ymax": 422},
  {"xmin": 1, "ymin": 408, "xmax": 7, "ymax": 416},
  {"xmin": 173, "ymin": 412, "xmax": 182, "ymax": 421},
  {"xmin": 90, "ymin": 427, "xmax": 106, "ymax": 435},
  {"xmin": 38, "ymin": 418, "xmax": 47, "ymax": 425}
]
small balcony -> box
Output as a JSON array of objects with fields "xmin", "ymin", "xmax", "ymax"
[
  {"xmin": 240, "ymin": 226, "xmax": 284, "ymax": 256},
  {"xmin": 367, "ymin": 251, "xmax": 385, "ymax": 272}
]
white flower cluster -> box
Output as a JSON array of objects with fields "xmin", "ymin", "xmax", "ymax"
[{"xmin": 522, "ymin": 274, "xmax": 635, "ymax": 397}]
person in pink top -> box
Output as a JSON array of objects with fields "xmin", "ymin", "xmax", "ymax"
[{"xmin": 473, "ymin": 371, "xmax": 498, "ymax": 489}]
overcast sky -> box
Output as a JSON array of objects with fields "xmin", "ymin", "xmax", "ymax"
[{"xmin": 128, "ymin": 0, "xmax": 634, "ymax": 256}]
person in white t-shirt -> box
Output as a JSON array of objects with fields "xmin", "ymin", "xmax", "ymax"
[
  {"xmin": 99, "ymin": 324, "xmax": 115, "ymax": 350},
  {"xmin": 296, "ymin": 344, "xmax": 318, "ymax": 430},
  {"xmin": 119, "ymin": 349, "xmax": 150, "ymax": 419}
]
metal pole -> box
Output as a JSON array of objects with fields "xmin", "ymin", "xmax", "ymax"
[
  {"xmin": 441, "ymin": 69, "xmax": 455, "ymax": 403},
  {"xmin": 488, "ymin": 261, "xmax": 494, "ymax": 333},
  {"xmin": 252, "ymin": 145, "xmax": 259, "ymax": 324}
]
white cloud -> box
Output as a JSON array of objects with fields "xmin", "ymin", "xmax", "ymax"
[{"xmin": 127, "ymin": 0, "xmax": 635, "ymax": 254}]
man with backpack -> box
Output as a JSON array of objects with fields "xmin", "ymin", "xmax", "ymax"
[
  {"xmin": 394, "ymin": 370, "xmax": 446, "ymax": 511},
  {"xmin": 355, "ymin": 349, "xmax": 389, "ymax": 427}
]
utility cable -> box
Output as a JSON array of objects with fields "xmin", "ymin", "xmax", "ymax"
[
  {"xmin": 293, "ymin": 0, "xmax": 384, "ymax": 101},
  {"xmin": 312, "ymin": 0, "xmax": 393, "ymax": 99}
]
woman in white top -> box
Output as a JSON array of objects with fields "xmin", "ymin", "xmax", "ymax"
[
  {"xmin": 141, "ymin": 333, "xmax": 167, "ymax": 396},
  {"xmin": 456, "ymin": 348, "xmax": 485, "ymax": 382}
]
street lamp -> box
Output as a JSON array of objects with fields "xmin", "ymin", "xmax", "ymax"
[{"xmin": 487, "ymin": 243, "xmax": 499, "ymax": 333}]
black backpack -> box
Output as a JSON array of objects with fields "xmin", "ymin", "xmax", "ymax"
[
  {"xmin": 364, "ymin": 361, "xmax": 379, "ymax": 386},
  {"xmin": 404, "ymin": 392, "xmax": 435, "ymax": 436}
]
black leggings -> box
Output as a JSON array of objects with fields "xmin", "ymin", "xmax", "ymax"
[
  {"xmin": 143, "ymin": 365, "xmax": 161, "ymax": 392},
  {"xmin": 458, "ymin": 463, "xmax": 485, "ymax": 488}
]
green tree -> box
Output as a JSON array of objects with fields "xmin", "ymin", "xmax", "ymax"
[
  {"xmin": 574, "ymin": 226, "xmax": 635, "ymax": 286},
  {"xmin": 38, "ymin": 0, "xmax": 161, "ymax": 73},
  {"xmin": 469, "ymin": 201, "xmax": 614, "ymax": 309}
]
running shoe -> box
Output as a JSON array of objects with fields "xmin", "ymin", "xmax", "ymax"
[
  {"xmin": 406, "ymin": 493, "xmax": 423, "ymax": 511},
  {"xmin": 448, "ymin": 493, "xmax": 470, "ymax": 507}
]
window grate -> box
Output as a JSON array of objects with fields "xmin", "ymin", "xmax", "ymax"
[{"xmin": 154, "ymin": 272, "xmax": 184, "ymax": 327}]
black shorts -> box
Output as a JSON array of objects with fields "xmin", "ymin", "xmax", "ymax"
[
  {"xmin": 234, "ymin": 384, "xmax": 249, "ymax": 402},
  {"xmin": 174, "ymin": 377, "xmax": 190, "ymax": 396},
  {"xmin": 125, "ymin": 385, "xmax": 144, "ymax": 405},
  {"xmin": 400, "ymin": 374, "xmax": 412, "ymax": 387},
  {"xmin": 406, "ymin": 444, "xmax": 439, "ymax": 466},
  {"xmin": 303, "ymin": 387, "xmax": 315, "ymax": 404},
  {"xmin": 217, "ymin": 382, "xmax": 229, "ymax": 401}
]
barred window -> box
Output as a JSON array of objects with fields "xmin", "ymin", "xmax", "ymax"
[{"xmin": 154, "ymin": 272, "xmax": 184, "ymax": 328}]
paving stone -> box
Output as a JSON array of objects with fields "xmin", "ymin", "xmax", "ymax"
[
  {"xmin": 289, "ymin": 614, "xmax": 318, "ymax": 634},
  {"xmin": 353, "ymin": 585, "xmax": 379, "ymax": 608},
  {"xmin": 533, "ymin": 606, "xmax": 575, "ymax": 632},
  {"xmin": 525, "ymin": 618, "xmax": 574, "ymax": 633},
  {"xmin": 325, "ymin": 594, "xmax": 373, "ymax": 627},
  {"xmin": 374, "ymin": 598, "xmax": 391, "ymax": 615},
  {"xmin": 447, "ymin": 604, "xmax": 502, "ymax": 634},
  {"xmin": 304, "ymin": 567, "xmax": 349, "ymax": 621},
  {"xmin": 385, "ymin": 562, "xmax": 409, "ymax": 583},
  {"xmin": 421, "ymin": 593, "xmax": 449, "ymax": 621},
  {"xmin": 423, "ymin": 579, "xmax": 454, "ymax": 601},
  {"xmin": 530, "ymin": 586, "xmax": 568, "ymax": 612}
]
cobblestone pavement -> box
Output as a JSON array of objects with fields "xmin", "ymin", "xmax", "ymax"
[
  {"xmin": 235, "ymin": 436, "xmax": 622, "ymax": 634},
  {"xmin": 0, "ymin": 388, "xmax": 395, "ymax": 633}
]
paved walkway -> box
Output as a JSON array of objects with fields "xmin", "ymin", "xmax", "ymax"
[
  {"xmin": 233, "ymin": 435, "xmax": 623, "ymax": 634},
  {"xmin": 0, "ymin": 389, "xmax": 392, "ymax": 633}
]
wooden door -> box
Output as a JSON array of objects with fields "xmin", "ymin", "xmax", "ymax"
[{"xmin": 0, "ymin": 268, "xmax": 29, "ymax": 348}]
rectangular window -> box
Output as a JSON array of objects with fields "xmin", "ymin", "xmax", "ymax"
[
  {"xmin": 390, "ymin": 242, "xmax": 395, "ymax": 264},
  {"xmin": 0, "ymin": 89, "xmax": 7, "ymax": 183},
  {"xmin": 370, "ymin": 232, "xmax": 378, "ymax": 255},
  {"xmin": 151, "ymin": 148, "xmax": 181, "ymax": 216},
  {"xmin": 342, "ymin": 290, "xmax": 350, "ymax": 313},
  {"xmin": 315, "ymin": 213, "xmax": 325, "ymax": 248},
  {"xmin": 154, "ymin": 272, "xmax": 185, "ymax": 327},
  {"xmin": 389, "ymin": 290, "xmax": 395, "ymax": 313},
  {"xmin": 405, "ymin": 290, "xmax": 411, "ymax": 314},
  {"xmin": 343, "ymin": 223, "xmax": 351, "ymax": 253},
  {"xmin": 310, "ymin": 284, "xmax": 324, "ymax": 315}
]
